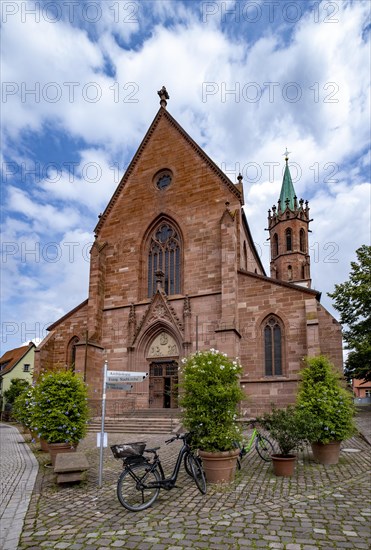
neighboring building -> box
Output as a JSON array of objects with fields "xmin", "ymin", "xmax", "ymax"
[
  {"xmin": 35, "ymin": 88, "xmax": 343, "ymax": 416},
  {"xmin": 0, "ymin": 342, "xmax": 36, "ymax": 412},
  {"xmin": 352, "ymin": 378, "xmax": 371, "ymax": 399}
]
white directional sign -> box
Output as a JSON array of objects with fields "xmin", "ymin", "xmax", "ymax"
[
  {"xmin": 98, "ymin": 363, "xmax": 149, "ymax": 489},
  {"xmin": 106, "ymin": 370, "xmax": 148, "ymax": 383},
  {"xmin": 106, "ymin": 383, "xmax": 133, "ymax": 391}
]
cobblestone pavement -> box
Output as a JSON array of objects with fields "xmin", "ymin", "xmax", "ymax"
[
  {"xmin": 0, "ymin": 424, "xmax": 39, "ymax": 550},
  {"xmin": 2, "ymin": 408, "xmax": 371, "ymax": 550},
  {"xmin": 9, "ymin": 408, "xmax": 369, "ymax": 550}
]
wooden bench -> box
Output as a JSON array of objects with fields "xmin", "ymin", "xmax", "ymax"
[{"xmin": 54, "ymin": 452, "xmax": 90, "ymax": 484}]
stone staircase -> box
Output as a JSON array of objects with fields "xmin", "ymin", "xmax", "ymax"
[{"xmin": 87, "ymin": 409, "xmax": 182, "ymax": 434}]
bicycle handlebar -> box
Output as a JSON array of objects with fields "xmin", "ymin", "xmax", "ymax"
[{"xmin": 165, "ymin": 433, "xmax": 190, "ymax": 445}]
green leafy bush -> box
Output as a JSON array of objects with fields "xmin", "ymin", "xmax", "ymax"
[
  {"xmin": 259, "ymin": 405, "xmax": 310, "ymax": 456},
  {"xmin": 296, "ymin": 355, "xmax": 356, "ymax": 444},
  {"xmin": 32, "ymin": 370, "xmax": 89, "ymax": 444},
  {"xmin": 4, "ymin": 379, "xmax": 31, "ymax": 415},
  {"xmin": 179, "ymin": 349, "xmax": 244, "ymax": 452},
  {"xmin": 13, "ymin": 386, "xmax": 35, "ymax": 429}
]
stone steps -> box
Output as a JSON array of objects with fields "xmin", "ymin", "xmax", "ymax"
[{"xmin": 87, "ymin": 411, "xmax": 182, "ymax": 434}]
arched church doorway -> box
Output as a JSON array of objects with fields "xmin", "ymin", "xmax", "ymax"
[
  {"xmin": 146, "ymin": 331, "xmax": 179, "ymax": 409},
  {"xmin": 149, "ymin": 361, "xmax": 178, "ymax": 408}
]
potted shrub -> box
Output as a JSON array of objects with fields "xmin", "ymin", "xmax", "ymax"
[
  {"xmin": 179, "ymin": 348, "xmax": 244, "ymax": 483},
  {"xmin": 259, "ymin": 405, "xmax": 309, "ymax": 476},
  {"xmin": 296, "ymin": 355, "xmax": 356, "ymax": 464},
  {"xmin": 32, "ymin": 370, "xmax": 90, "ymax": 466}
]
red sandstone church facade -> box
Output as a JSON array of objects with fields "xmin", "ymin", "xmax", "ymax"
[{"xmin": 35, "ymin": 88, "xmax": 342, "ymax": 416}]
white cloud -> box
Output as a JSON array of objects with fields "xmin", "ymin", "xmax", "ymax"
[
  {"xmin": 7, "ymin": 186, "xmax": 81, "ymax": 232},
  {"xmin": 37, "ymin": 148, "xmax": 120, "ymax": 211},
  {"xmin": 1, "ymin": 0, "xmax": 370, "ymax": 353}
]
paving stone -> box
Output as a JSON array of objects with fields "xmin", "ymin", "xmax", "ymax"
[{"xmin": 2, "ymin": 423, "xmax": 371, "ymax": 550}]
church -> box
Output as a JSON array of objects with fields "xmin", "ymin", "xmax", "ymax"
[{"xmin": 34, "ymin": 87, "xmax": 343, "ymax": 416}]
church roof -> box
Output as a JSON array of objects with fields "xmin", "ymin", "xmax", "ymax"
[
  {"xmin": 279, "ymin": 160, "xmax": 296, "ymax": 211},
  {"xmin": 94, "ymin": 105, "xmax": 243, "ymax": 235},
  {"xmin": 47, "ymin": 299, "xmax": 88, "ymax": 331},
  {"xmin": 237, "ymin": 268, "xmax": 321, "ymax": 298}
]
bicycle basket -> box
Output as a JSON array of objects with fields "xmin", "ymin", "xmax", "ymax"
[{"xmin": 110, "ymin": 442, "xmax": 146, "ymax": 459}]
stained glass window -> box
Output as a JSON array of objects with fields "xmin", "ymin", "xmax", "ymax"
[
  {"xmin": 148, "ymin": 223, "xmax": 181, "ymax": 296},
  {"xmin": 157, "ymin": 174, "xmax": 172, "ymax": 189},
  {"xmin": 264, "ymin": 317, "xmax": 282, "ymax": 376}
]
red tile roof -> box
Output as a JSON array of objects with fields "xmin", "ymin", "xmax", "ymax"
[{"xmin": 0, "ymin": 343, "xmax": 35, "ymax": 376}]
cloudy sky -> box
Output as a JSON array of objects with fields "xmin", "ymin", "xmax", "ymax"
[{"xmin": 1, "ymin": 0, "xmax": 370, "ymax": 355}]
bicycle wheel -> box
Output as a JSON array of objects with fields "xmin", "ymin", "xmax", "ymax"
[
  {"xmin": 183, "ymin": 451, "xmax": 194, "ymax": 477},
  {"xmin": 117, "ymin": 462, "xmax": 161, "ymax": 512},
  {"xmin": 255, "ymin": 435, "xmax": 274, "ymax": 461},
  {"xmin": 188, "ymin": 454, "xmax": 207, "ymax": 494}
]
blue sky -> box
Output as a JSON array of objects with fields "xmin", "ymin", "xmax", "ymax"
[{"xmin": 1, "ymin": 0, "xmax": 370, "ymax": 355}]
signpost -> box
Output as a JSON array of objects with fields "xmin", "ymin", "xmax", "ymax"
[
  {"xmin": 97, "ymin": 363, "xmax": 149, "ymax": 488},
  {"xmin": 106, "ymin": 383, "xmax": 133, "ymax": 391},
  {"xmin": 107, "ymin": 371, "xmax": 148, "ymax": 383},
  {"xmin": 98, "ymin": 360, "xmax": 108, "ymax": 488}
]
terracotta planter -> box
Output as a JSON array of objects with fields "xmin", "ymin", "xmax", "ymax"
[
  {"xmin": 271, "ymin": 454, "xmax": 296, "ymax": 476},
  {"xmin": 39, "ymin": 438, "xmax": 49, "ymax": 452},
  {"xmin": 311, "ymin": 441, "xmax": 341, "ymax": 465},
  {"xmin": 199, "ymin": 448, "xmax": 240, "ymax": 483},
  {"xmin": 48, "ymin": 442, "xmax": 77, "ymax": 467}
]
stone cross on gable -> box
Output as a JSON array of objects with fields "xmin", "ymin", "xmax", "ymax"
[{"xmin": 157, "ymin": 86, "xmax": 169, "ymax": 108}]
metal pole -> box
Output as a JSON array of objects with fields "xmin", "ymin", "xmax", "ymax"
[
  {"xmin": 196, "ymin": 315, "xmax": 199, "ymax": 352},
  {"xmin": 98, "ymin": 360, "xmax": 107, "ymax": 488}
]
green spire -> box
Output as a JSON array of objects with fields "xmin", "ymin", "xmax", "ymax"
[{"xmin": 279, "ymin": 150, "xmax": 296, "ymax": 211}]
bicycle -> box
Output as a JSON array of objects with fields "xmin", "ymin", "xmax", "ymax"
[
  {"xmin": 236, "ymin": 420, "xmax": 275, "ymax": 468},
  {"xmin": 111, "ymin": 433, "xmax": 206, "ymax": 512}
]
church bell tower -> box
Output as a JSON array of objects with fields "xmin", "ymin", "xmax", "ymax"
[{"xmin": 267, "ymin": 150, "xmax": 312, "ymax": 288}]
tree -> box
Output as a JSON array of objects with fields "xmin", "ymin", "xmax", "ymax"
[
  {"xmin": 3, "ymin": 378, "xmax": 31, "ymax": 406},
  {"xmin": 328, "ymin": 245, "xmax": 371, "ymax": 382}
]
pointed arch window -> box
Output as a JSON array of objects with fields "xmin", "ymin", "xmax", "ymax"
[
  {"xmin": 67, "ymin": 336, "xmax": 79, "ymax": 371},
  {"xmin": 299, "ymin": 228, "xmax": 305, "ymax": 252},
  {"xmin": 286, "ymin": 228, "xmax": 292, "ymax": 251},
  {"xmin": 243, "ymin": 241, "xmax": 248, "ymax": 270},
  {"xmin": 148, "ymin": 223, "xmax": 181, "ymax": 296},
  {"xmin": 264, "ymin": 317, "xmax": 283, "ymax": 376},
  {"xmin": 273, "ymin": 233, "xmax": 279, "ymax": 257}
]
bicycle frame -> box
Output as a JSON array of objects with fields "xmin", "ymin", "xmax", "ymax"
[
  {"xmin": 241, "ymin": 427, "xmax": 258, "ymax": 453},
  {"xmin": 237, "ymin": 423, "xmax": 274, "ymax": 465},
  {"xmin": 124, "ymin": 436, "xmax": 190, "ymax": 491}
]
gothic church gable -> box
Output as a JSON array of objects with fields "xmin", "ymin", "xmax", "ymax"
[
  {"xmin": 88, "ymin": 103, "xmax": 258, "ymax": 306},
  {"xmin": 94, "ymin": 107, "xmax": 243, "ymax": 238}
]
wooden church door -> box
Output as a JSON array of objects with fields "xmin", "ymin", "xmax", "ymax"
[{"xmin": 149, "ymin": 361, "xmax": 178, "ymax": 409}]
